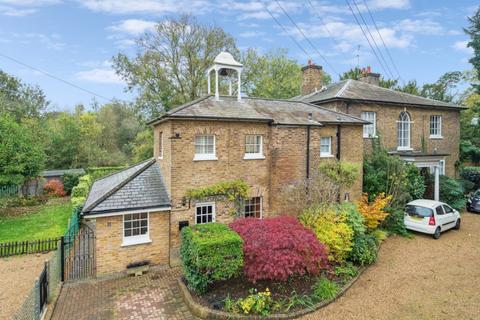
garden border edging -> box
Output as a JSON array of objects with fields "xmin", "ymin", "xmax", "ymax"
[{"xmin": 177, "ymin": 266, "xmax": 366, "ymax": 320}]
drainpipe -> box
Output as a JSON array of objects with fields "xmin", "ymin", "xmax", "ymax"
[
  {"xmin": 336, "ymin": 125, "xmax": 341, "ymax": 160},
  {"xmin": 306, "ymin": 126, "xmax": 311, "ymax": 179}
]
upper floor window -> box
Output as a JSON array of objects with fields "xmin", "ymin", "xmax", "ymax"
[
  {"xmin": 397, "ymin": 112, "xmax": 411, "ymax": 150},
  {"xmin": 430, "ymin": 115, "xmax": 442, "ymax": 138},
  {"xmin": 361, "ymin": 111, "xmax": 376, "ymax": 138},
  {"xmin": 320, "ymin": 136, "xmax": 333, "ymax": 157},
  {"xmin": 244, "ymin": 197, "xmax": 262, "ymax": 218},
  {"xmin": 195, "ymin": 202, "xmax": 215, "ymax": 224},
  {"xmin": 158, "ymin": 131, "xmax": 163, "ymax": 159},
  {"xmin": 244, "ymin": 135, "xmax": 264, "ymax": 160},
  {"xmin": 194, "ymin": 135, "xmax": 217, "ymax": 161}
]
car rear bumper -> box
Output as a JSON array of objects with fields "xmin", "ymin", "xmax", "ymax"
[{"xmin": 404, "ymin": 220, "xmax": 436, "ymax": 234}]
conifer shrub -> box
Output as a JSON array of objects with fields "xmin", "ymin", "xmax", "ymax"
[
  {"xmin": 181, "ymin": 223, "xmax": 243, "ymax": 293},
  {"xmin": 230, "ymin": 216, "xmax": 329, "ymax": 283}
]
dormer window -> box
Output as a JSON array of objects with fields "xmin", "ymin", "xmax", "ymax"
[
  {"xmin": 194, "ymin": 135, "xmax": 217, "ymax": 161},
  {"xmin": 244, "ymin": 135, "xmax": 265, "ymax": 160}
]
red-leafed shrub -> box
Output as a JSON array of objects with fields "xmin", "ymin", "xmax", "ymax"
[
  {"xmin": 43, "ymin": 179, "xmax": 66, "ymax": 197},
  {"xmin": 230, "ymin": 216, "xmax": 329, "ymax": 283}
]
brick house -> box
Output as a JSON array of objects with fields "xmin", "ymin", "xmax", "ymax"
[{"xmin": 82, "ymin": 53, "xmax": 463, "ymax": 276}]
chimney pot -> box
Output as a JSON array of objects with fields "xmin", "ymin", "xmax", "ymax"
[{"xmin": 359, "ymin": 66, "xmax": 380, "ymax": 86}]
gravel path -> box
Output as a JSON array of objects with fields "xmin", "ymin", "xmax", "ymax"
[
  {"xmin": 0, "ymin": 253, "xmax": 52, "ymax": 320},
  {"xmin": 302, "ymin": 212, "xmax": 480, "ymax": 320}
]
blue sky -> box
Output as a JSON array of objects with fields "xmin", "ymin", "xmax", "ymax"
[{"xmin": 0, "ymin": 0, "xmax": 477, "ymax": 111}]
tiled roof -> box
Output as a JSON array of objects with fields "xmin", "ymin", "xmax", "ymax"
[
  {"xmin": 82, "ymin": 159, "xmax": 170, "ymax": 215},
  {"xmin": 148, "ymin": 95, "xmax": 368, "ymax": 126},
  {"xmin": 295, "ymin": 79, "xmax": 464, "ymax": 109}
]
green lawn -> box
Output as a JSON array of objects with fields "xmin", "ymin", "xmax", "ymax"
[{"xmin": 0, "ymin": 201, "xmax": 73, "ymax": 242}]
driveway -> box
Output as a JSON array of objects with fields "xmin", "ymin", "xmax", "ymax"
[{"xmin": 50, "ymin": 212, "xmax": 480, "ymax": 320}]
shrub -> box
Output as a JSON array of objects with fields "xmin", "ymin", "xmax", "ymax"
[
  {"xmin": 70, "ymin": 175, "xmax": 92, "ymax": 207},
  {"xmin": 43, "ymin": 179, "xmax": 66, "ymax": 197},
  {"xmin": 224, "ymin": 288, "xmax": 274, "ymax": 316},
  {"xmin": 181, "ymin": 223, "xmax": 243, "ymax": 293},
  {"xmin": 230, "ymin": 216, "xmax": 329, "ymax": 283},
  {"xmin": 381, "ymin": 207, "xmax": 409, "ymax": 236},
  {"xmin": 439, "ymin": 175, "xmax": 466, "ymax": 210},
  {"xmin": 371, "ymin": 229, "xmax": 388, "ymax": 244},
  {"xmin": 357, "ymin": 193, "xmax": 392, "ymax": 230},
  {"xmin": 334, "ymin": 263, "xmax": 358, "ymax": 279},
  {"xmin": 62, "ymin": 173, "xmax": 81, "ymax": 195},
  {"xmin": 186, "ymin": 179, "xmax": 249, "ymax": 201},
  {"xmin": 461, "ymin": 167, "xmax": 480, "ymax": 191},
  {"xmin": 71, "ymin": 196, "xmax": 86, "ymax": 207},
  {"xmin": 300, "ymin": 206, "xmax": 354, "ymax": 263},
  {"xmin": 86, "ymin": 166, "xmax": 125, "ymax": 181},
  {"xmin": 71, "ymin": 183, "xmax": 89, "ymax": 198},
  {"xmin": 78, "ymin": 175, "xmax": 92, "ymax": 189},
  {"xmin": 338, "ymin": 203, "xmax": 366, "ymax": 237},
  {"xmin": 348, "ymin": 234, "xmax": 377, "ymax": 266},
  {"xmin": 312, "ymin": 278, "xmax": 339, "ymax": 301}
]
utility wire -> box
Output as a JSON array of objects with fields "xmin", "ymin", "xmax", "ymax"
[
  {"xmin": 351, "ymin": 0, "xmax": 395, "ymax": 80},
  {"xmin": 0, "ymin": 52, "xmax": 117, "ymax": 103},
  {"xmin": 272, "ymin": 0, "xmax": 341, "ymax": 77},
  {"xmin": 306, "ymin": 0, "xmax": 344, "ymax": 50}
]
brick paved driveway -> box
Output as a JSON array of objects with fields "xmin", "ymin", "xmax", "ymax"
[{"xmin": 50, "ymin": 268, "xmax": 198, "ymax": 320}]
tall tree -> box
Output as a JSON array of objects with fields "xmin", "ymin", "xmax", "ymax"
[
  {"xmin": 420, "ymin": 71, "xmax": 464, "ymax": 103},
  {"xmin": 465, "ymin": 6, "xmax": 480, "ymax": 93},
  {"xmin": 113, "ymin": 14, "xmax": 238, "ymax": 119}
]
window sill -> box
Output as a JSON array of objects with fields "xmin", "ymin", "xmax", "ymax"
[
  {"xmin": 429, "ymin": 135, "xmax": 443, "ymax": 140},
  {"xmin": 158, "ymin": 156, "xmax": 163, "ymax": 160},
  {"xmin": 193, "ymin": 155, "xmax": 218, "ymax": 161},
  {"xmin": 244, "ymin": 154, "xmax": 265, "ymax": 160},
  {"xmin": 397, "ymin": 147, "xmax": 413, "ymax": 151},
  {"xmin": 363, "ymin": 136, "xmax": 378, "ymax": 139},
  {"xmin": 320, "ymin": 154, "xmax": 335, "ymax": 158},
  {"xmin": 121, "ymin": 237, "xmax": 152, "ymax": 247}
]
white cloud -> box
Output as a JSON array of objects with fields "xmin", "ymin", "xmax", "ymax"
[
  {"xmin": 9, "ymin": 32, "xmax": 65, "ymax": 50},
  {"xmin": 394, "ymin": 19, "xmax": 443, "ymax": 35},
  {"xmin": 452, "ymin": 40, "xmax": 473, "ymax": 55},
  {"xmin": 366, "ymin": 0, "xmax": 410, "ymax": 10},
  {"xmin": 108, "ymin": 19, "xmax": 156, "ymax": 35},
  {"xmin": 75, "ymin": 68, "xmax": 123, "ymax": 84},
  {"xmin": 0, "ymin": 0, "xmax": 60, "ymax": 16},
  {"xmin": 238, "ymin": 31, "xmax": 265, "ymax": 38},
  {"xmin": 79, "ymin": 0, "xmax": 211, "ymax": 15}
]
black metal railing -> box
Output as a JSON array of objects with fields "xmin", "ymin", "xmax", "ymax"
[{"xmin": 0, "ymin": 238, "xmax": 60, "ymax": 257}]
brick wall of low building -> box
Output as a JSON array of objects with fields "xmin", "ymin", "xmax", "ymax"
[{"xmin": 94, "ymin": 211, "xmax": 170, "ymax": 275}]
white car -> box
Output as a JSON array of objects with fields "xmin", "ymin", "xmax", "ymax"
[{"xmin": 404, "ymin": 199, "xmax": 461, "ymax": 239}]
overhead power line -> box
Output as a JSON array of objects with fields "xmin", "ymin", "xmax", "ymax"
[{"xmin": 0, "ymin": 52, "xmax": 117, "ymax": 103}]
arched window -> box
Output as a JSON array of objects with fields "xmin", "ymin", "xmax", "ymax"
[{"xmin": 397, "ymin": 112, "xmax": 411, "ymax": 149}]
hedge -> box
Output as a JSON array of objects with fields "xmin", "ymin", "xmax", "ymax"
[
  {"xmin": 86, "ymin": 166, "xmax": 125, "ymax": 181},
  {"xmin": 70, "ymin": 174, "xmax": 92, "ymax": 207},
  {"xmin": 180, "ymin": 223, "xmax": 243, "ymax": 293}
]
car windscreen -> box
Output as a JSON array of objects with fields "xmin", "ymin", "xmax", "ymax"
[
  {"xmin": 474, "ymin": 190, "xmax": 480, "ymax": 197},
  {"xmin": 405, "ymin": 205, "xmax": 433, "ymax": 217}
]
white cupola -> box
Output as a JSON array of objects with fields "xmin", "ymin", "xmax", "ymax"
[{"xmin": 206, "ymin": 52, "xmax": 243, "ymax": 101}]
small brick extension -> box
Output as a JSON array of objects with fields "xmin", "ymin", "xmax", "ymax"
[{"xmin": 50, "ymin": 268, "xmax": 199, "ymax": 320}]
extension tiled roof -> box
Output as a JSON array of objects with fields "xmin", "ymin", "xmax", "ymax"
[
  {"xmin": 148, "ymin": 95, "xmax": 368, "ymax": 126},
  {"xmin": 295, "ymin": 79, "xmax": 464, "ymax": 109},
  {"xmin": 82, "ymin": 159, "xmax": 170, "ymax": 215}
]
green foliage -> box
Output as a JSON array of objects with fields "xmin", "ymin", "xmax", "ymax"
[
  {"xmin": 224, "ymin": 288, "xmax": 273, "ymax": 316},
  {"xmin": 300, "ymin": 206, "xmax": 354, "ymax": 263},
  {"xmin": 381, "ymin": 207, "xmax": 409, "ymax": 236},
  {"xmin": 62, "ymin": 173, "xmax": 81, "ymax": 195},
  {"xmin": 312, "ymin": 278, "xmax": 339, "ymax": 301},
  {"xmin": 0, "ymin": 114, "xmax": 46, "ymax": 187},
  {"xmin": 348, "ymin": 234, "xmax": 378, "ymax": 266},
  {"xmin": 464, "ymin": 7, "xmax": 480, "ymax": 93},
  {"xmin": 70, "ymin": 174, "xmax": 92, "ymax": 207},
  {"xmin": 371, "ymin": 229, "xmax": 388, "ymax": 245},
  {"xmin": 132, "ymin": 128, "xmax": 153, "ymax": 162},
  {"xmin": 405, "ymin": 164, "xmax": 426, "ymax": 200},
  {"xmin": 180, "ymin": 223, "xmax": 243, "ymax": 293},
  {"xmin": 338, "ymin": 203, "xmax": 366, "ymax": 237},
  {"xmin": 439, "ymin": 175, "xmax": 466, "ymax": 210},
  {"xmin": 318, "ymin": 160, "xmax": 360, "ymax": 189},
  {"xmin": 334, "ymin": 263, "xmax": 358, "ymax": 279},
  {"xmin": 186, "ymin": 179, "xmax": 249, "ymax": 202},
  {"xmin": 0, "ymin": 195, "xmax": 48, "ymax": 209},
  {"xmin": 86, "ymin": 167, "xmax": 124, "ymax": 181}
]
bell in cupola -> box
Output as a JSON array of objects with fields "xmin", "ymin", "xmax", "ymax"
[{"xmin": 206, "ymin": 52, "xmax": 243, "ymax": 101}]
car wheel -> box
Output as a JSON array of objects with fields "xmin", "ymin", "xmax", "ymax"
[
  {"xmin": 455, "ymin": 219, "xmax": 461, "ymax": 230},
  {"xmin": 433, "ymin": 227, "xmax": 441, "ymax": 239}
]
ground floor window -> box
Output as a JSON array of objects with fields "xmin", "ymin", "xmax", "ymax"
[
  {"xmin": 244, "ymin": 197, "xmax": 262, "ymax": 218},
  {"xmin": 123, "ymin": 213, "xmax": 150, "ymax": 245},
  {"xmin": 195, "ymin": 202, "xmax": 215, "ymax": 224}
]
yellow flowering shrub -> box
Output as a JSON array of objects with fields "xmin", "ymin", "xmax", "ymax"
[
  {"xmin": 300, "ymin": 206, "xmax": 354, "ymax": 263},
  {"xmin": 224, "ymin": 288, "xmax": 273, "ymax": 316},
  {"xmin": 357, "ymin": 193, "xmax": 392, "ymax": 230}
]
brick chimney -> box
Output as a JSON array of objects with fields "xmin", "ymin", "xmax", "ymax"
[
  {"xmin": 359, "ymin": 66, "xmax": 380, "ymax": 86},
  {"xmin": 301, "ymin": 60, "xmax": 323, "ymax": 96}
]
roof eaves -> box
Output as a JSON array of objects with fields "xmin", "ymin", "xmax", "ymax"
[
  {"xmin": 146, "ymin": 95, "xmax": 212, "ymax": 125},
  {"xmin": 83, "ymin": 204, "xmax": 171, "ymax": 216},
  {"xmin": 82, "ymin": 158, "xmax": 156, "ymax": 213}
]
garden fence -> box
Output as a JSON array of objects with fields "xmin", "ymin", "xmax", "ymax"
[
  {"xmin": 0, "ymin": 184, "xmax": 20, "ymax": 198},
  {"xmin": 12, "ymin": 242, "xmax": 63, "ymax": 320},
  {"xmin": 0, "ymin": 238, "xmax": 60, "ymax": 257}
]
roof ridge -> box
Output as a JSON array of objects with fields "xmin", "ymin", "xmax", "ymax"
[
  {"xmin": 298, "ymin": 99, "xmax": 367, "ymax": 123},
  {"xmin": 147, "ymin": 95, "xmax": 212, "ymax": 125},
  {"xmin": 336, "ymin": 79, "xmax": 352, "ymax": 98},
  {"xmin": 92, "ymin": 158, "xmax": 152, "ymax": 183},
  {"xmin": 83, "ymin": 158, "xmax": 156, "ymax": 213}
]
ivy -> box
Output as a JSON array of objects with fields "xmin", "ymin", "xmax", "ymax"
[{"xmin": 185, "ymin": 179, "xmax": 249, "ymax": 202}]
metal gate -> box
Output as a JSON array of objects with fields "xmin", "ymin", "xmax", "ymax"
[
  {"xmin": 61, "ymin": 223, "xmax": 96, "ymax": 281},
  {"xmin": 39, "ymin": 262, "xmax": 48, "ymax": 312}
]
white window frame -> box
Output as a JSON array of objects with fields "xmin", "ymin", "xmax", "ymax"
[
  {"xmin": 122, "ymin": 212, "xmax": 151, "ymax": 247},
  {"xmin": 158, "ymin": 131, "xmax": 163, "ymax": 159},
  {"xmin": 429, "ymin": 115, "xmax": 442, "ymax": 139},
  {"xmin": 361, "ymin": 111, "xmax": 377, "ymax": 138},
  {"xmin": 195, "ymin": 202, "xmax": 216, "ymax": 224},
  {"xmin": 397, "ymin": 112, "xmax": 412, "ymax": 151},
  {"xmin": 439, "ymin": 159, "xmax": 445, "ymax": 175},
  {"xmin": 194, "ymin": 135, "xmax": 217, "ymax": 161},
  {"xmin": 244, "ymin": 135, "xmax": 265, "ymax": 160},
  {"xmin": 244, "ymin": 196, "xmax": 263, "ymax": 218},
  {"xmin": 320, "ymin": 136, "xmax": 333, "ymax": 157}
]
